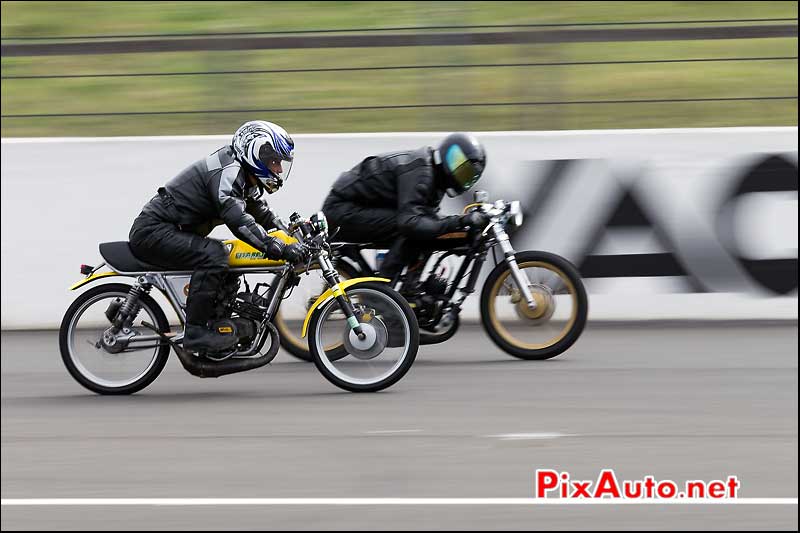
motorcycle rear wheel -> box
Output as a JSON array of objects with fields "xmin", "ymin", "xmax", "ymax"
[{"xmin": 59, "ymin": 283, "xmax": 171, "ymax": 395}]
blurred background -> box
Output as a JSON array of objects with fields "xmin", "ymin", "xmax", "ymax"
[{"xmin": 1, "ymin": 1, "xmax": 797, "ymax": 137}]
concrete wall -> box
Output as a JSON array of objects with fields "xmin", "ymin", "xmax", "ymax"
[{"xmin": 1, "ymin": 128, "xmax": 797, "ymax": 328}]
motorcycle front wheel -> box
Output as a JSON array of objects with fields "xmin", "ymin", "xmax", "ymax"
[
  {"xmin": 59, "ymin": 283, "xmax": 171, "ymax": 395},
  {"xmin": 480, "ymin": 251, "xmax": 588, "ymax": 360},
  {"xmin": 307, "ymin": 282, "xmax": 419, "ymax": 392}
]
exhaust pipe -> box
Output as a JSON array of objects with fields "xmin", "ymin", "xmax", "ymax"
[{"xmin": 144, "ymin": 320, "xmax": 280, "ymax": 378}]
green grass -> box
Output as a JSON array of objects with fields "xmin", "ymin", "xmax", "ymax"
[{"xmin": 1, "ymin": 1, "xmax": 797, "ymax": 136}]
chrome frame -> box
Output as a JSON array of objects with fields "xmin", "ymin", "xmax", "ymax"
[{"xmin": 110, "ymin": 265, "xmax": 293, "ymax": 346}]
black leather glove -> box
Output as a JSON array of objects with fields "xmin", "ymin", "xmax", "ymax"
[
  {"xmin": 459, "ymin": 210, "xmax": 490, "ymax": 231},
  {"xmin": 282, "ymin": 243, "xmax": 309, "ymax": 264},
  {"xmin": 264, "ymin": 238, "xmax": 286, "ymax": 260},
  {"xmin": 443, "ymin": 215, "xmax": 464, "ymax": 233}
]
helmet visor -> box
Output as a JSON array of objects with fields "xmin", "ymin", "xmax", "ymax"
[
  {"xmin": 445, "ymin": 145, "xmax": 484, "ymax": 193},
  {"xmin": 275, "ymin": 158, "xmax": 293, "ymax": 183},
  {"xmin": 256, "ymin": 158, "xmax": 293, "ymax": 193}
]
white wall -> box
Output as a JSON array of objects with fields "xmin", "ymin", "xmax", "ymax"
[{"xmin": 1, "ymin": 128, "xmax": 797, "ymax": 329}]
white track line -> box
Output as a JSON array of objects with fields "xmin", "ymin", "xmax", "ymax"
[
  {"xmin": 365, "ymin": 429, "xmax": 423, "ymax": 435},
  {"xmin": 1, "ymin": 498, "xmax": 796, "ymax": 506},
  {"xmin": 486, "ymin": 432, "xmax": 574, "ymax": 440}
]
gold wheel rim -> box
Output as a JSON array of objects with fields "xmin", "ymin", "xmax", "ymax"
[{"xmin": 487, "ymin": 261, "xmax": 578, "ymax": 350}]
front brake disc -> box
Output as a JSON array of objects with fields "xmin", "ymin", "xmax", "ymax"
[
  {"xmin": 514, "ymin": 285, "xmax": 556, "ymax": 325},
  {"xmin": 342, "ymin": 318, "xmax": 388, "ymax": 360}
]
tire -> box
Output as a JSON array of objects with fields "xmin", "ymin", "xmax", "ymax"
[
  {"xmin": 59, "ymin": 283, "xmax": 171, "ymax": 395},
  {"xmin": 276, "ymin": 260, "xmax": 360, "ymax": 362},
  {"xmin": 308, "ymin": 282, "xmax": 419, "ymax": 392},
  {"xmin": 480, "ymin": 251, "xmax": 587, "ymax": 360}
]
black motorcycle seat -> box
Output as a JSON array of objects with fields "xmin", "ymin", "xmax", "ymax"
[{"xmin": 99, "ymin": 242, "xmax": 172, "ymax": 273}]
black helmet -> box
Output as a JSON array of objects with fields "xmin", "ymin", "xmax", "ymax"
[{"xmin": 436, "ymin": 133, "xmax": 487, "ymax": 197}]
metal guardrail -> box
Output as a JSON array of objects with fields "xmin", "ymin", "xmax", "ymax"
[
  {"xmin": 3, "ymin": 56, "xmax": 796, "ymax": 80},
  {"xmin": 2, "ymin": 24, "xmax": 797, "ymax": 57},
  {"xmin": 2, "ymin": 17, "xmax": 796, "ymax": 126},
  {"xmin": 2, "ymin": 17, "xmax": 796, "ymax": 39}
]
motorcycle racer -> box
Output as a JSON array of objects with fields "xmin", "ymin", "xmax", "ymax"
[
  {"xmin": 128, "ymin": 120, "xmax": 307, "ymax": 353},
  {"xmin": 322, "ymin": 132, "xmax": 491, "ymax": 288}
]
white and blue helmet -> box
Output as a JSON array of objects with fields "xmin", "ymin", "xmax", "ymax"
[{"xmin": 231, "ymin": 120, "xmax": 295, "ymax": 193}]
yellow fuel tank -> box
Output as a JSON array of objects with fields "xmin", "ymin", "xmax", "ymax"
[{"xmin": 224, "ymin": 230, "xmax": 298, "ymax": 267}]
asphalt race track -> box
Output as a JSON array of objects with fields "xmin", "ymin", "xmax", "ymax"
[{"xmin": 2, "ymin": 323, "xmax": 797, "ymax": 530}]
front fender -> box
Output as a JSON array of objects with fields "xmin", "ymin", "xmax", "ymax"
[
  {"xmin": 69, "ymin": 271, "xmax": 121, "ymax": 290},
  {"xmin": 301, "ymin": 277, "xmax": 391, "ymax": 338}
]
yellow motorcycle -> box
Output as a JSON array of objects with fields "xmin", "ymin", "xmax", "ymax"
[{"xmin": 60, "ymin": 212, "xmax": 419, "ymax": 395}]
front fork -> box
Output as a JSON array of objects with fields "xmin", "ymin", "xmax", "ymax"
[
  {"xmin": 317, "ymin": 251, "xmax": 367, "ymax": 340},
  {"xmin": 492, "ymin": 226, "xmax": 537, "ymax": 311}
]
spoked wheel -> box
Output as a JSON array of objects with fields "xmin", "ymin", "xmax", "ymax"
[
  {"xmin": 308, "ymin": 282, "xmax": 418, "ymax": 392},
  {"xmin": 59, "ymin": 283, "xmax": 171, "ymax": 395},
  {"xmin": 480, "ymin": 251, "xmax": 587, "ymax": 360},
  {"xmin": 275, "ymin": 261, "xmax": 359, "ymax": 361}
]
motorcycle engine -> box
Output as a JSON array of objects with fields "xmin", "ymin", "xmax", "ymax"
[
  {"xmin": 209, "ymin": 277, "xmax": 268, "ymax": 348},
  {"xmin": 207, "ymin": 316, "xmax": 258, "ymax": 347},
  {"xmin": 408, "ymin": 275, "xmax": 449, "ymax": 329},
  {"xmin": 208, "ymin": 318, "xmax": 240, "ymax": 344},
  {"xmin": 212, "ymin": 274, "xmax": 242, "ymax": 319},
  {"xmin": 422, "ymin": 275, "xmax": 449, "ymax": 296}
]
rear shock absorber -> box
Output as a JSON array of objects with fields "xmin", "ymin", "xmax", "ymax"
[{"xmin": 113, "ymin": 280, "xmax": 152, "ymax": 330}]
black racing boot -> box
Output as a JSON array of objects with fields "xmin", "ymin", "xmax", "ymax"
[
  {"xmin": 184, "ymin": 268, "xmax": 236, "ymax": 353},
  {"xmin": 183, "ymin": 324, "xmax": 238, "ymax": 353}
]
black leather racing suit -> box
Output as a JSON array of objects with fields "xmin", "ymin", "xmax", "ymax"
[
  {"xmin": 322, "ymin": 147, "xmax": 465, "ymax": 280},
  {"xmin": 129, "ymin": 145, "xmax": 283, "ymax": 327}
]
